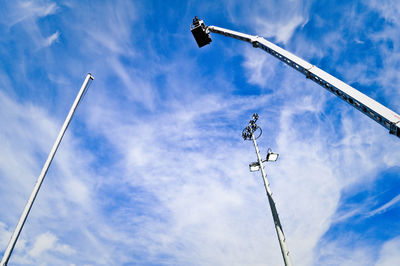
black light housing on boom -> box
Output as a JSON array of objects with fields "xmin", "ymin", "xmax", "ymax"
[{"xmin": 191, "ymin": 16, "xmax": 212, "ymax": 48}]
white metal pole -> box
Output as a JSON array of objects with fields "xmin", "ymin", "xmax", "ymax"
[
  {"xmin": 0, "ymin": 73, "xmax": 94, "ymax": 266},
  {"xmin": 251, "ymin": 134, "xmax": 293, "ymax": 266}
]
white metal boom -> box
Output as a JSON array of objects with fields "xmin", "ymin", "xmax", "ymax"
[{"xmin": 191, "ymin": 19, "xmax": 400, "ymax": 138}]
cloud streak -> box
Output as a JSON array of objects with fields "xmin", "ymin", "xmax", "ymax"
[{"xmin": 43, "ymin": 31, "xmax": 59, "ymax": 47}]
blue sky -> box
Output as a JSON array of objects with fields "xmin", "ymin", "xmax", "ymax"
[{"xmin": 1, "ymin": 0, "xmax": 400, "ymax": 265}]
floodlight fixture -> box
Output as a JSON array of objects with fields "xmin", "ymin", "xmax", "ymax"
[
  {"xmin": 266, "ymin": 148, "xmax": 279, "ymax": 162},
  {"xmin": 249, "ymin": 162, "xmax": 261, "ymax": 172},
  {"xmin": 242, "ymin": 113, "xmax": 262, "ymax": 140},
  {"xmin": 190, "ymin": 16, "xmax": 212, "ymax": 48},
  {"xmin": 252, "ymin": 113, "xmax": 259, "ymax": 122}
]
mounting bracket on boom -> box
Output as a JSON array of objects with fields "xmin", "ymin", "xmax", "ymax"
[{"xmin": 190, "ymin": 17, "xmax": 400, "ymax": 139}]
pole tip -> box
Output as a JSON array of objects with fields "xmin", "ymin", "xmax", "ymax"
[{"xmin": 88, "ymin": 73, "xmax": 94, "ymax": 80}]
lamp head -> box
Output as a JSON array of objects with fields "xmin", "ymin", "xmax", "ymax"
[
  {"xmin": 249, "ymin": 162, "xmax": 261, "ymax": 172},
  {"xmin": 266, "ymin": 149, "xmax": 279, "ymax": 162},
  {"xmin": 252, "ymin": 113, "xmax": 259, "ymax": 122},
  {"xmin": 191, "ymin": 17, "xmax": 212, "ymax": 48}
]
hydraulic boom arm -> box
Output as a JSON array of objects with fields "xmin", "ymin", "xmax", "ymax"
[{"xmin": 191, "ymin": 17, "xmax": 400, "ymax": 138}]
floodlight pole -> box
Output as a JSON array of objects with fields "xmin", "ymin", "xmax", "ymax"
[
  {"xmin": 0, "ymin": 73, "xmax": 94, "ymax": 266},
  {"xmin": 243, "ymin": 114, "xmax": 292, "ymax": 266}
]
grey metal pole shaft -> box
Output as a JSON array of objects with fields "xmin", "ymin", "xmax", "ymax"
[
  {"xmin": 0, "ymin": 74, "xmax": 94, "ymax": 266},
  {"xmin": 251, "ymin": 134, "xmax": 293, "ymax": 266}
]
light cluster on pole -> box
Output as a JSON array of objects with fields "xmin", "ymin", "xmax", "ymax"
[{"xmin": 242, "ymin": 113, "xmax": 293, "ymax": 266}]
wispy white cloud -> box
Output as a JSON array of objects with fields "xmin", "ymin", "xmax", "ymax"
[
  {"xmin": 1, "ymin": 1, "xmax": 400, "ymax": 265},
  {"xmin": 364, "ymin": 1, "xmax": 400, "ymax": 108},
  {"xmin": 255, "ymin": 14, "xmax": 306, "ymax": 44},
  {"xmin": 43, "ymin": 31, "xmax": 59, "ymax": 47},
  {"xmin": 242, "ymin": 46, "xmax": 281, "ymax": 88},
  {"xmin": 28, "ymin": 232, "xmax": 57, "ymax": 257},
  {"xmin": 0, "ymin": 222, "xmax": 11, "ymax": 249},
  {"xmin": 0, "ymin": 91, "xmax": 132, "ymax": 265},
  {"xmin": 1, "ymin": 1, "xmax": 58, "ymax": 27},
  {"xmin": 367, "ymin": 194, "xmax": 400, "ymax": 217},
  {"xmin": 376, "ymin": 237, "xmax": 400, "ymax": 266},
  {"xmin": 367, "ymin": 0, "xmax": 400, "ymax": 24},
  {"xmin": 233, "ymin": 2, "xmax": 400, "ymax": 265},
  {"xmin": 315, "ymin": 239, "xmax": 376, "ymax": 266},
  {"xmin": 224, "ymin": 0, "xmax": 311, "ymax": 44}
]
